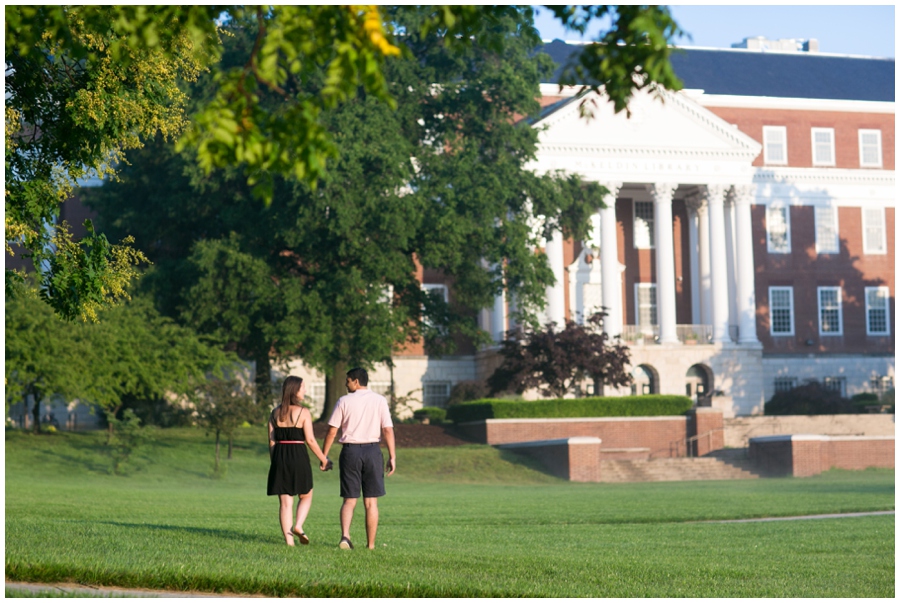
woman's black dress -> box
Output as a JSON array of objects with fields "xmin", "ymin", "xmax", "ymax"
[{"xmin": 267, "ymin": 423, "xmax": 313, "ymax": 496}]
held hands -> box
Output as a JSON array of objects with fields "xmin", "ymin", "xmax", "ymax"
[{"xmin": 320, "ymin": 457, "xmax": 334, "ymax": 472}]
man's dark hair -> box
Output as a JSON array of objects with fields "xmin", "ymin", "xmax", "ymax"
[{"xmin": 346, "ymin": 367, "xmax": 369, "ymax": 386}]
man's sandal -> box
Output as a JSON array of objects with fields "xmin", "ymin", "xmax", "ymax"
[{"xmin": 339, "ymin": 537, "xmax": 354, "ymax": 550}]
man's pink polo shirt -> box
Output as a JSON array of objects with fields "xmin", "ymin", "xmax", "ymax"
[{"xmin": 327, "ymin": 388, "xmax": 393, "ymax": 444}]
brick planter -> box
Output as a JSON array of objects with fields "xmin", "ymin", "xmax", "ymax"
[{"xmin": 749, "ymin": 434, "xmax": 895, "ymax": 477}]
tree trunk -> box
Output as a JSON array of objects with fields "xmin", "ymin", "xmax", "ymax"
[
  {"xmin": 31, "ymin": 390, "xmax": 42, "ymax": 434},
  {"xmin": 215, "ymin": 429, "xmax": 221, "ymax": 472},
  {"xmin": 593, "ymin": 377, "xmax": 604, "ymax": 397},
  {"xmin": 318, "ymin": 360, "xmax": 347, "ymax": 422},
  {"xmin": 106, "ymin": 404, "xmax": 122, "ymax": 445},
  {"xmin": 227, "ymin": 435, "xmax": 233, "ymax": 460}
]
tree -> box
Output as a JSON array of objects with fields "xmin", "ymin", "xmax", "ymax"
[
  {"xmin": 5, "ymin": 282, "xmax": 235, "ymax": 434},
  {"xmin": 764, "ymin": 381, "xmax": 856, "ymax": 415},
  {"xmin": 192, "ymin": 378, "xmax": 260, "ymax": 472},
  {"xmin": 5, "ymin": 286, "xmax": 91, "ymax": 432},
  {"xmin": 85, "ymin": 9, "xmax": 611, "ymax": 421},
  {"xmin": 488, "ymin": 312, "xmax": 633, "ymax": 399},
  {"xmin": 7, "ymin": 5, "xmax": 685, "ymax": 322}
]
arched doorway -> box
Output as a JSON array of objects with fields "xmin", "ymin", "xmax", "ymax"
[
  {"xmin": 631, "ymin": 364, "xmax": 658, "ymax": 395},
  {"xmin": 685, "ymin": 364, "xmax": 712, "ymax": 405}
]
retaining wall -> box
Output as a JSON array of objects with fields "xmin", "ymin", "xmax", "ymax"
[
  {"xmin": 498, "ymin": 437, "xmax": 603, "ymax": 482},
  {"xmin": 725, "ymin": 414, "xmax": 895, "ymax": 448},
  {"xmin": 749, "ymin": 435, "xmax": 895, "ymax": 477},
  {"xmin": 454, "ymin": 409, "xmax": 723, "ymax": 459}
]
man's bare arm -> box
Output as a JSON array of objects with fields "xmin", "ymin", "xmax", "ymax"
[
  {"xmin": 321, "ymin": 426, "xmax": 339, "ymax": 470},
  {"xmin": 382, "ymin": 426, "xmax": 396, "ymax": 475}
]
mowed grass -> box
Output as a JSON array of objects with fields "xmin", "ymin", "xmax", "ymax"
[{"xmin": 6, "ymin": 427, "xmax": 895, "ymax": 597}]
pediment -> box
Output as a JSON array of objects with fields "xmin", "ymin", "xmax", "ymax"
[{"xmin": 532, "ymin": 88, "xmax": 762, "ymax": 178}]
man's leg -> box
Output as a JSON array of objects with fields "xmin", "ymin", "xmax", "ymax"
[
  {"xmin": 340, "ymin": 497, "xmax": 357, "ymax": 541},
  {"xmin": 363, "ymin": 497, "xmax": 379, "ymax": 549}
]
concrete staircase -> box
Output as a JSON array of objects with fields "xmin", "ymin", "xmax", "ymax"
[{"xmin": 599, "ymin": 450, "xmax": 762, "ymax": 483}]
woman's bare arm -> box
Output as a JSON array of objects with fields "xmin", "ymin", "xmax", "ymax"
[{"xmin": 300, "ymin": 408, "xmax": 328, "ymax": 465}]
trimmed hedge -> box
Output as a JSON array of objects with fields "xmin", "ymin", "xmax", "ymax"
[
  {"xmin": 446, "ymin": 395, "xmax": 694, "ymax": 423},
  {"xmin": 413, "ymin": 406, "xmax": 447, "ymax": 424}
]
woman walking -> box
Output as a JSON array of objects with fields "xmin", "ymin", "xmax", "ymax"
[{"xmin": 268, "ymin": 376, "xmax": 329, "ymax": 546}]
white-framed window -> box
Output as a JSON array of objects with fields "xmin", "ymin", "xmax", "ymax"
[
  {"xmin": 423, "ymin": 381, "xmax": 451, "ymax": 407},
  {"xmin": 811, "ymin": 128, "xmax": 835, "ymax": 166},
  {"xmin": 633, "ymin": 201, "xmax": 654, "ymax": 249},
  {"xmin": 773, "ymin": 377, "xmax": 798, "ymax": 393},
  {"xmin": 763, "ymin": 126, "xmax": 788, "ymax": 165},
  {"xmin": 858, "ymin": 129, "xmax": 883, "ymax": 168},
  {"xmin": 814, "ymin": 206, "xmax": 839, "ymax": 254},
  {"xmin": 768, "ymin": 286, "xmax": 795, "ymax": 335},
  {"xmin": 817, "ymin": 286, "xmax": 843, "ymax": 336},
  {"xmin": 823, "ymin": 376, "xmax": 846, "ymax": 397},
  {"xmin": 865, "ymin": 286, "xmax": 891, "ymax": 335},
  {"xmin": 310, "ymin": 383, "xmax": 327, "ymax": 405},
  {"xmin": 634, "ymin": 283, "xmax": 657, "ymax": 330},
  {"xmin": 870, "ymin": 375, "xmax": 893, "ymax": 395},
  {"xmin": 766, "ymin": 205, "xmax": 791, "ymax": 253},
  {"xmin": 422, "ymin": 283, "xmax": 449, "ymax": 303},
  {"xmin": 862, "ymin": 207, "xmax": 887, "ymax": 254}
]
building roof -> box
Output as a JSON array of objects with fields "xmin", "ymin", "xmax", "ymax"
[{"xmin": 540, "ymin": 40, "xmax": 895, "ymax": 103}]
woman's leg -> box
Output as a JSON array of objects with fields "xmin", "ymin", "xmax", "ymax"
[
  {"xmin": 294, "ymin": 489, "xmax": 313, "ymax": 536},
  {"xmin": 279, "ymin": 495, "xmax": 295, "ymax": 545}
]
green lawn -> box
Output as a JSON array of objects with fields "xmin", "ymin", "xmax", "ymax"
[{"xmin": 5, "ymin": 427, "xmax": 895, "ymax": 597}]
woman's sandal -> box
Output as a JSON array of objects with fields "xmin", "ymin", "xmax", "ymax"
[{"xmin": 293, "ymin": 528, "xmax": 310, "ymax": 545}]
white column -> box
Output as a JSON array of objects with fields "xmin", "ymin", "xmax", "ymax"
[
  {"xmin": 697, "ymin": 199, "xmax": 712, "ymax": 326},
  {"xmin": 600, "ymin": 182, "xmax": 623, "ymax": 336},
  {"xmin": 544, "ymin": 229, "xmax": 566, "ymax": 326},
  {"xmin": 492, "ymin": 288, "xmax": 507, "ymax": 342},
  {"xmin": 731, "ymin": 185, "xmax": 760, "ymax": 344},
  {"xmin": 724, "ymin": 196, "xmax": 738, "ymax": 336},
  {"xmin": 685, "ymin": 196, "xmax": 701, "ymax": 325},
  {"xmin": 705, "ymin": 185, "xmax": 731, "ymax": 344},
  {"xmin": 649, "ymin": 183, "xmax": 679, "ymax": 344}
]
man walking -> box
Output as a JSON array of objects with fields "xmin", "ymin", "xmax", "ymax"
[{"xmin": 322, "ymin": 367, "xmax": 396, "ymax": 550}]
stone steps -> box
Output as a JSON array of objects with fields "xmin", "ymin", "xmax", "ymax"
[{"xmin": 599, "ymin": 456, "xmax": 761, "ymax": 483}]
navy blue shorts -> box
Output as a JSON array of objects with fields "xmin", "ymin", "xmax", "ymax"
[{"xmin": 338, "ymin": 443, "xmax": 385, "ymax": 498}]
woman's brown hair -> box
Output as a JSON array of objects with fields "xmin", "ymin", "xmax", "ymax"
[{"xmin": 276, "ymin": 376, "xmax": 304, "ymax": 424}]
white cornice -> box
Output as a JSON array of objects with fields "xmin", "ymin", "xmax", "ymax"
[
  {"xmin": 753, "ymin": 167, "xmax": 895, "ymax": 187},
  {"xmin": 540, "ymin": 85, "xmax": 895, "ymax": 114},
  {"xmin": 694, "ymin": 94, "xmax": 894, "ymax": 114},
  {"xmin": 535, "ymin": 87, "xmax": 762, "ymax": 159},
  {"xmin": 538, "ymin": 144, "xmax": 758, "ymax": 163}
]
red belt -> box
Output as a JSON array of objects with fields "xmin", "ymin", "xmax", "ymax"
[{"xmin": 278, "ymin": 440, "xmax": 305, "ymax": 444}]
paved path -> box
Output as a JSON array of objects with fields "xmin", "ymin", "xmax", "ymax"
[
  {"xmin": 7, "ymin": 511, "xmax": 894, "ymax": 598},
  {"xmin": 5, "ymin": 581, "xmax": 259, "ymax": 598},
  {"xmin": 692, "ymin": 510, "xmax": 894, "ymax": 523}
]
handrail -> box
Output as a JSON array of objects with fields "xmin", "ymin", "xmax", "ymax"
[{"xmin": 670, "ymin": 427, "xmax": 725, "ymax": 458}]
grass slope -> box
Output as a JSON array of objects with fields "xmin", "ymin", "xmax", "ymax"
[{"xmin": 5, "ymin": 427, "xmax": 895, "ymax": 597}]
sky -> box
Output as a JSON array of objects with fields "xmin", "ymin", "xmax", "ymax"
[{"xmin": 533, "ymin": 5, "xmax": 895, "ymax": 58}]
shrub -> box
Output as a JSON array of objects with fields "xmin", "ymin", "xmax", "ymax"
[
  {"xmin": 413, "ymin": 407, "xmax": 447, "ymax": 425},
  {"xmin": 445, "ymin": 395, "xmax": 693, "ymax": 423},
  {"xmin": 765, "ymin": 381, "xmax": 856, "ymax": 415},
  {"xmin": 448, "ymin": 380, "xmax": 489, "ymax": 406}
]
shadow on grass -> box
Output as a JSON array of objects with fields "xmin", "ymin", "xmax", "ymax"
[
  {"xmin": 496, "ymin": 448, "xmax": 561, "ymax": 479},
  {"xmin": 96, "ymin": 521, "xmax": 272, "ymax": 544}
]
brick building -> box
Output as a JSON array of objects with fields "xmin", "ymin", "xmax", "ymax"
[{"xmin": 290, "ymin": 38, "xmax": 894, "ymax": 417}]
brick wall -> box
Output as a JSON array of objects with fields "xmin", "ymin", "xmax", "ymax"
[
  {"xmin": 749, "ymin": 434, "xmax": 894, "ymax": 476},
  {"xmin": 499, "ymin": 437, "xmax": 603, "ymax": 482},
  {"xmin": 456, "ymin": 414, "xmax": 706, "ymax": 458}
]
